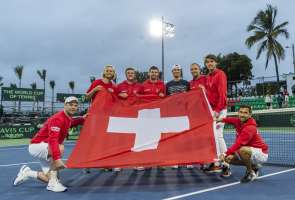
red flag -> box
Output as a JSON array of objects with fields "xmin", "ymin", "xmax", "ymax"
[{"xmin": 66, "ymin": 89, "xmax": 218, "ymax": 168}]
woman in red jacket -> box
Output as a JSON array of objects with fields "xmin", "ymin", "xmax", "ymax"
[{"xmin": 217, "ymin": 105, "xmax": 268, "ymax": 183}]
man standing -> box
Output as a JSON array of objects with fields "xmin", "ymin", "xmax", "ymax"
[
  {"xmin": 166, "ymin": 64, "xmax": 190, "ymax": 95},
  {"xmin": 189, "ymin": 63, "xmax": 206, "ymax": 90},
  {"xmin": 13, "ymin": 97, "xmax": 86, "ymax": 192},
  {"xmin": 204, "ymin": 54, "xmax": 228, "ymax": 173},
  {"xmin": 218, "ymin": 105, "xmax": 268, "ymax": 183},
  {"xmin": 142, "ymin": 66, "xmax": 165, "ymax": 98},
  {"xmin": 86, "ymin": 65, "xmax": 117, "ymax": 102},
  {"xmin": 117, "ymin": 67, "xmax": 143, "ymax": 99}
]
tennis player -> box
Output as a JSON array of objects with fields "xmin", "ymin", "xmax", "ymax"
[
  {"xmin": 13, "ymin": 96, "xmax": 86, "ymax": 192},
  {"xmin": 217, "ymin": 105, "xmax": 268, "ymax": 182}
]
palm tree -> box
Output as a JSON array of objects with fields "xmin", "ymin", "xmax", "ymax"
[
  {"xmin": 14, "ymin": 65, "xmax": 23, "ymax": 112},
  {"xmin": 10, "ymin": 83, "xmax": 17, "ymax": 112},
  {"xmin": 37, "ymin": 69, "xmax": 47, "ymax": 113},
  {"xmin": 245, "ymin": 4, "xmax": 289, "ymax": 91},
  {"xmin": 49, "ymin": 80, "xmax": 55, "ymax": 114},
  {"xmin": 69, "ymin": 81, "xmax": 75, "ymax": 94},
  {"xmin": 30, "ymin": 82, "xmax": 37, "ymax": 112}
]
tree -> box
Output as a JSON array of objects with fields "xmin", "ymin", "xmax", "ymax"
[
  {"xmin": 49, "ymin": 80, "xmax": 55, "ymax": 114},
  {"xmin": 217, "ymin": 52, "xmax": 253, "ymax": 97},
  {"xmin": 69, "ymin": 81, "xmax": 75, "ymax": 93},
  {"xmin": 135, "ymin": 71, "xmax": 149, "ymax": 83},
  {"xmin": 90, "ymin": 76, "xmax": 95, "ymax": 83},
  {"xmin": 14, "ymin": 65, "xmax": 23, "ymax": 112},
  {"xmin": 10, "ymin": 83, "xmax": 17, "ymax": 112},
  {"xmin": 245, "ymin": 4, "xmax": 289, "ymax": 92},
  {"xmin": 37, "ymin": 69, "xmax": 47, "ymax": 113},
  {"xmin": 30, "ymin": 82, "xmax": 37, "ymax": 112}
]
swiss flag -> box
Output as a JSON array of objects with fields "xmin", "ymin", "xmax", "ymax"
[{"xmin": 66, "ymin": 89, "xmax": 218, "ymax": 168}]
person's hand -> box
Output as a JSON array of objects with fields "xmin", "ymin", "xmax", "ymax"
[
  {"xmin": 118, "ymin": 93, "xmax": 128, "ymax": 98},
  {"xmin": 83, "ymin": 113, "xmax": 88, "ymax": 119},
  {"xmin": 219, "ymin": 153, "xmax": 225, "ymax": 162},
  {"xmin": 213, "ymin": 111, "xmax": 220, "ymax": 119},
  {"xmin": 159, "ymin": 93, "xmax": 165, "ymax": 97},
  {"xmin": 198, "ymin": 84, "xmax": 205, "ymax": 90},
  {"xmin": 53, "ymin": 159, "xmax": 66, "ymax": 170},
  {"xmin": 94, "ymin": 85, "xmax": 103, "ymax": 92},
  {"xmin": 107, "ymin": 88, "xmax": 114, "ymax": 93}
]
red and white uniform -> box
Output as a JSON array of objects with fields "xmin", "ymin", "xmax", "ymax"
[
  {"xmin": 86, "ymin": 79, "xmax": 117, "ymax": 102},
  {"xmin": 117, "ymin": 80, "xmax": 143, "ymax": 98},
  {"xmin": 206, "ymin": 68, "xmax": 227, "ymax": 113},
  {"xmin": 31, "ymin": 111, "xmax": 84, "ymax": 160},
  {"xmin": 222, "ymin": 117, "xmax": 268, "ymax": 156},
  {"xmin": 190, "ymin": 75, "xmax": 206, "ymax": 90},
  {"xmin": 142, "ymin": 80, "xmax": 165, "ymax": 96}
]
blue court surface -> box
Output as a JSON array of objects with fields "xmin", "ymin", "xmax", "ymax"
[{"xmin": 1, "ymin": 142, "xmax": 295, "ymax": 200}]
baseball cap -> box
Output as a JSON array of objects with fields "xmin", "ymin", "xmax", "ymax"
[
  {"xmin": 172, "ymin": 64, "xmax": 182, "ymax": 70},
  {"xmin": 64, "ymin": 96, "xmax": 79, "ymax": 104}
]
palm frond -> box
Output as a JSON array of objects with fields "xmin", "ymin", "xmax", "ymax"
[
  {"xmin": 256, "ymin": 40, "xmax": 267, "ymax": 59},
  {"xmin": 49, "ymin": 80, "xmax": 55, "ymax": 89}
]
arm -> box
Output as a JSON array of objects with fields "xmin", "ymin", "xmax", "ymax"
[
  {"xmin": 215, "ymin": 72, "xmax": 227, "ymax": 113},
  {"xmin": 70, "ymin": 117, "xmax": 85, "ymax": 127},
  {"xmin": 47, "ymin": 119, "xmax": 63, "ymax": 161}
]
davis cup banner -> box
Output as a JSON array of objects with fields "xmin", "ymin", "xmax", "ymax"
[{"xmin": 67, "ymin": 89, "xmax": 218, "ymax": 168}]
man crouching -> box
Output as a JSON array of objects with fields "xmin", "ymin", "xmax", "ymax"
[
  {"xmin": 13, "ymin": 96, "xmax": 86, "ymax": 192},
  {"xmin": 217, "ymin": 105, "xmax": 268, "ymax": 183}
]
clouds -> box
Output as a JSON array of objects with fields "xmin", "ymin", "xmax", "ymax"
[{"xmin": 0, "ymin": 0, "xmax": 294, "ymax": 97}]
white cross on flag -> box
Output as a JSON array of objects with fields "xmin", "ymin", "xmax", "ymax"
[{"xmin": 67, "ymin": 89, "xmax": 218, "ymax": 168}]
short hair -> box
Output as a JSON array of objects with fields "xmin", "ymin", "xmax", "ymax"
[
  {"xmin": 239, "ymin": 104, "xmax": 252, "ymax": 114},
  {"xmin": 149, "ymin": 66, "xmax": 159, "ymax": 72},
  {"xmin": 190, "ymin": 63, "xmax": 201, "ymax": 68},
  {"xmin": 205, "ymin": 54, "xmax": 218, "ymax": 62},
  {"xmin": 125, "ymin": 67, "xmax": 135, "ymax": 74}
]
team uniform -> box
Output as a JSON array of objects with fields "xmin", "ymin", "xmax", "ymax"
[
  {"xmin": 190, "ymin": 75, "xmax": 206, "ymax": 90},
  {"xmin": 29, "ymin": 111, "xmax": 84, "ymax": 173},
  {"xmin": 205, "ymin": 68, "xmax": 228, "ymax": 157},
  {"xmin": 117, "ymin": 80, "xmax": 143, "ymax": 98},
  {"xmin": 86, "ymin": 79, "xmax": 117, "ymax": 102},
  {"xmin": 166, "ymin": 79, "xmax": 190, "ymax": 95},
  {"xmin": 222, "ymin": 117, "xmax": 268, "ymax": 164},
  {"xmin": 142, "ymin": 80, "xmax": 165, "ymax": 96}
]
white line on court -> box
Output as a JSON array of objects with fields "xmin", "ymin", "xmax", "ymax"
[
  {"xmin": 0, "ymin": 142, "xmax": 76, "ymax": 151},
  {"xmin": 0, "ymin": 159, "xmax": 68, "ymax": 167},
  {"xmin": 162, "ymin": 168, "xmax": 295, "ymax": 200}
]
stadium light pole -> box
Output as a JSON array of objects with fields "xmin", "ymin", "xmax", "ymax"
[
  {"xmin": 149, "ymin": 17, "xmax": 175, "ymax": 81},
  {"xmin": 286, "ymin": 44, "xmax": 295, "ymax": 74}
]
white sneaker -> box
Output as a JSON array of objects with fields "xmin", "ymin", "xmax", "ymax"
[
  {"xmin": 113, "ymin": 168, "xmax": 121, "ymax": 172},
  {"xmin": 134, "ymin": 166, "xmax": 145, "ymax": 171},
  {"xmin": 46, "ymin": 178, "xmax": 67, "ymax": 192},
  {"xmin": 186, "ymin": 165, "xmax": 194, "ymax": 169},
  {"xmin": 171, "ymin": 165, "xmax": 179, "ymax": 169},
  {"xmin": 13, "ymin": 165, "xmax": 30, "ymax": 186}
]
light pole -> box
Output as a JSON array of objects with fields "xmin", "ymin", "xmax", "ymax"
[
  {"xmin": 150, "ymin": 17, "xmax": 175, "ymax": 81},
  {"xmin": 286, "ymin": 44, "xmax": 295, "ymax": 74}
]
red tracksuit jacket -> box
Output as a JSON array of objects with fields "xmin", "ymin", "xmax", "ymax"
[
  {"xmin": 142, "ymin": 80, "xmax": 165, "ymax": 96},
  {"xmin": 117, "ymin": 80, "xmax": 143, "ymax": 98},
  {"xmin": 86, "ymin": 79, "xmax": 117, "ymax": 102},
  {"xmin": 206, "ymin": 68, "xmax": 227, "ymax": 113},
  {"xmin": 31, "ymin": 111, "xmax": 84, "ymax": 160},
  {"xmin": 222, "ymin": 117, "xmax": 268, "ymax": 156},
  {"xmin": 190, "ymin": 75, "xmax": 206, "ymax": 90}
]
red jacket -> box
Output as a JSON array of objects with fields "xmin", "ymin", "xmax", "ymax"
[
  {"xmin": 142, "ymin": 80, "xmax": 165, "ymax": 96},
  {"xmin": 31, "ymin": 111, "xmax": 84, "ymax": 160},
  {"xmin": 206, "ymin": 68, "xmax": 227, "ymax": 113},
  {"xmin": 117, "ymin": 80, "xmax": 143, "ymax": 98},
  {"xmin": 86, "ymin": 79, "xmax": 117, "ymax": 102},
  {"xmin": 190, "ymin": 75, "xmax": 206, "ymax": 90},
  {"xmin": 222, "ymin": 117, "xmax": 268, "ymax": 156}
]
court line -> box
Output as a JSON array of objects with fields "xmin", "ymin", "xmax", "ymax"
[
  {"xmin": 162, "ymin": 168, "xmax": 295, "ymax": 200},
  {"xmin": 0, "ymin": 142, "xmax": 76, "ymax": 151},
  {"xmin": 0, "ymin": 159, "xmax": 68, "ymax": 167}
]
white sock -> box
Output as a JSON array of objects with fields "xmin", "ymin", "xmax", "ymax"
[{"xmin": 27, "ymin": 169, "xmax": 38, "ymax": 179}]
